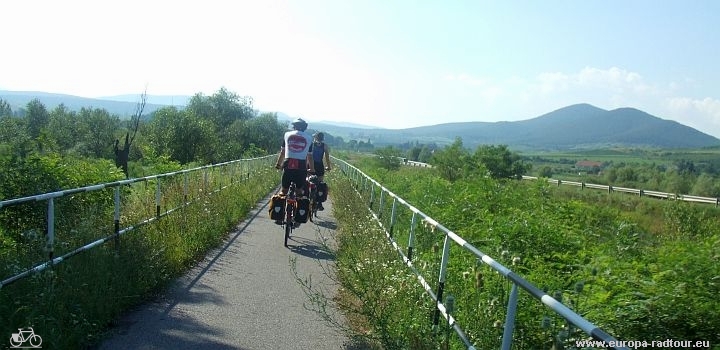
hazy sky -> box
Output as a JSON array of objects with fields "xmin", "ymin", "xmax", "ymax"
[{"xmin": 2, "ymin": 0, "xmax": 719, "ymax": 136}]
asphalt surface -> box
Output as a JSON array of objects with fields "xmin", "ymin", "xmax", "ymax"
[{"xmin": 95, "ymin": 191, "xmax": 353, "ymax": 350}]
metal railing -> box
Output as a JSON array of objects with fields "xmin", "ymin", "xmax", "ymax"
[
  {"xmin": 523, "ymin": 176, "xmax": 720, "ymax": 206},
  {"xmin": 335, "ymin": 157, "xmax": 628, "ymax": 350},
  {"xmin": 0, "ymin": 155, "xmax": 274, "ymax": 288}
]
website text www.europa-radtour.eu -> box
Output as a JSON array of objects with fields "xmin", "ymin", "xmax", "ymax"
[{"xmin": 575, "ymin": 339, "xmax": 711, "ymax": 349}]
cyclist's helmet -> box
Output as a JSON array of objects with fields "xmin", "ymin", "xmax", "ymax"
[{"xmin": 291, "ymin": 118, "xmax": 308, "ymax": 131}]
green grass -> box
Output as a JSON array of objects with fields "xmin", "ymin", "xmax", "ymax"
[
  {"xmin": 330, "ymin": 159, "xmax": 720, "ymax": 349},
  {"xmin": 0, "ymin": 165, "xmax": 278, "ymax": 349}
]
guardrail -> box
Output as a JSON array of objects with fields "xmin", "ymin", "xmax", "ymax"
[
  {"xmin": 334, "ymin": 157, "xmax": 628, "ymax": 350},
  {"xmin": 0, "ymin": 155, "xmax": 274, "ymax": 288},
  {"xmin": 523, "ymin": 176, "xmax": 719, "ymax": 206}
]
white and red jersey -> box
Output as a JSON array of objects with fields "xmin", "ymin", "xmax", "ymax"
[{"xmin": 282, "ymin": 130, "xmax": 313, "ymax": 159}]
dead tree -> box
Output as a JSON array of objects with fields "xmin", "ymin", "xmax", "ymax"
[{"xmin": 115, "ymin": 89, "xmax": 146, "ymax": 178}]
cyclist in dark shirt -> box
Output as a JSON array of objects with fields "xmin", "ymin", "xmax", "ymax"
[{"xmin": 310, "ymin": 132, "xmax": 331, "ymax": 210}]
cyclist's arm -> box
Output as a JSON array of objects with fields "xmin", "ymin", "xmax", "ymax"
[
  {"xmin": 324, "ymin": 144, "xmax": 331, "ymax": 170},
  {"xmin": 306, "ymin": 151, "xmax": 316, "ymax": 173},
  {"xmin": 275, "ymin": 146, "xmax": 285, "ymax": 169}
]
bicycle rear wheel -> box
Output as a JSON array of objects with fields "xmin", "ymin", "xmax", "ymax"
[
  {"xmin": 284, "ymin": 201, "xmax": 293, "ymax": 247},
  {"xmin": 284, "ymin": 220, "xmax": 291, "ymax": 247}
]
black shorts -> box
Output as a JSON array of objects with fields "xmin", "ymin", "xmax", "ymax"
[
  {"xmin": 282, "ymin": 168, "xmax": 307, "ymax": 193},
  {"xmin": 313, "ymin": 161, "xmax": 325, "ymax": 177},
  {"xmin": 281, "ymin": 158, "xmax": 308, "ymax": 193}
]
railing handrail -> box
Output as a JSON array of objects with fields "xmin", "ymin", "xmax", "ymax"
[
  {"xmin": 0, "ymin": 156, "xmax": 272, "ymax": 209},
  {"xmin": 522, "ymin": 175, "xmax": 719, "ymax": 206},
  {"xmin": 334, "ymin": 156, "xmax": 628, "ymax": 350}
]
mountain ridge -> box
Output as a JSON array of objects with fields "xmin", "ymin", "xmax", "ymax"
[{"xmin": 1, "ymin": 90, "xmax": 717, "ymax": 150}]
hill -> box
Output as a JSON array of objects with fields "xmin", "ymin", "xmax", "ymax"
[
  {"xmin": 316, "ymin": 104, "xmax": 719, "ymax": 150},
  {"xmin": 0, "ymin": 90, "xmax": 184, "ymax": 118},
  {"xmin": 2, "ymin": 90, "xmax": 717, "ymax": 150}
]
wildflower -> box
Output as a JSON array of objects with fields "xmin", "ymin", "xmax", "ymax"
[
  {"xmin": 575, "ymin": 281, "xmax": 585, "ymax": 293},
  {"xmin": 493, "ymin": 320, "xmax": 503, "ymax": 328},
  {"xmin": 512, "ymin": 256, "xmax": 521, "ymax": 266}
]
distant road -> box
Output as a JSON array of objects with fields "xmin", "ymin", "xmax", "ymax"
[{"xmin": 94, "ymin": 192, "xmax": 353, "ymax": 350}]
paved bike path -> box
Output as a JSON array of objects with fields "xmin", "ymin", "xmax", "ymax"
[{"xmin": 95, "ymin": 191, "xmax": 351, "ymax": 350}]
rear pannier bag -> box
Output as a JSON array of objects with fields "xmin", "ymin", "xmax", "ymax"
[
  {"xmin": 317, "ymin": 182, "xmax": 328, "ymax": 202},
  {"xmin": 295, "ymin": 198, "xmax": 310, "ymax": 223},
  {"xmin": 269, "ymin": 194, "xmax": 286, "ymax": 221}
]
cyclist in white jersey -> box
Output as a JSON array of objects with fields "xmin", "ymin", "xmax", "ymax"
[{"xmin": 274, "ymin": 118, "xmax": 315, "ymax": 196}]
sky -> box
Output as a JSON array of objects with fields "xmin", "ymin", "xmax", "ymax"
[{"xmin": 2, "ymin": 0, "xmax": 720, "ymax": 137}]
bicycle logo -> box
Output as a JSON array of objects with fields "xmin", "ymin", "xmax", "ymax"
[{"xmin": 9, "ymin": 327, "xmax": 42, "ymax": 348}]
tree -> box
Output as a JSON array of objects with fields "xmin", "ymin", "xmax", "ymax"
[
  {"xmin": 186, "ymin": 87, "xmax": 255, "ymax": 131},
  {"xmin": 47, "ymin": 104, "xmax": 79, "ymax": 152},
  {"xmin": 25, "ymin": 99, "xmax": 49, "ymax": 139},
  {"xmin": 0, "ymin": 98, "xmax": 12, "ymax": 117},
  {"xmin": 407, "ymin": 146, "xmax": 422, "ymax": 162},
  {"xmin": 691, "ymin": 173, "xmax": 720, "ymax": 197},
  {"xmin": 374, "ymin": 146, "xmax": 403, "ymax": 170},
  {"xmin": 242, "ymin": 113, "xmax": 286, "ymax": 152},
  {"xmin": 430, "ymin": 137, "xmax": 470, "ymax": 181},
  {"xmin": 0, "ymin": 115, "xmax": 32, "ymax": 159},
  {"xmin": 473, "ymin": 144, "xmax": 529, "ymax": 180},
  {"xmin": 114, "ymin": 90, "xmax": 146, "ymax": 177},
  {"xmin": 539, "ymin": 166, "xmax": 553, "ymax": 178},
  {"xmin": 147, "ymin": 107, "xmax": 215, "ymax": 164},
  {"xmin": 77, "ymin": 107, "xmax": 121, "ymax": 158},
  {"xmin": 418, "ymin": 145, "xmax": 433, "ymax": 163}
]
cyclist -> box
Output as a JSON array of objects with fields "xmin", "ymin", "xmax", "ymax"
[
  {"xmin": 310, "ymin": 132, "xmax": 331, "ymax": 210},
  {"xmin": 275, "ymin": 118, "xmax": 315, "ymax": 197}
]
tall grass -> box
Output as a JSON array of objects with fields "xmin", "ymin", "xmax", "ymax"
[
  {"xmin": 0, "ymin": 166, "xmax": 278, "ymax": 349},
  {"xmin": 330, "ymin": 162, "xmax": 720, "ymax": 349}
]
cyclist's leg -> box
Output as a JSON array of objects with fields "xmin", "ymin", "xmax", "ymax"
[
  {"xmin": 280, "ymin": 170, "xmax": 291, "ymax": 195},
  {"xmin": 293, "ymin": 169, "xmax": 308, "ymax": 197},
  {"xmin": 314, "ymin": 161, "xmax": 325, "ymax": 178}
]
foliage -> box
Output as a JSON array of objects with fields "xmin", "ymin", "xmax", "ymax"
[
  {"xmin": 0, "ymin": 153, "xmax": 126, "ymax": 242},
  {"xmin": 0, "ymin": 162, "xmax": 278, "ymax": 349},
  {"xmin": 429, "ymin": 138, "xmax": 529, "ymax": 181},
  {"xmin": 373, "ymin": 146, "xmax": 403, "ymax": 170},
  {"xmin": 525, "ymin": 148, "xmax": 720, "ymax": 197},
  {"xmin": 333, "ymin": 157, "xmax": 720, "ymax": 349},
  {"xmin": 0, "ymin": 98, "xmax": 12, "ymax": 117}
]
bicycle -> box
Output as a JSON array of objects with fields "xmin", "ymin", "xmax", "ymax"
[{"xmin": 307, "ymin": 175, "xmax": 320, "ymax": 222}]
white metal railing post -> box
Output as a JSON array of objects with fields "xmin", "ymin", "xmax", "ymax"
[
  {"xmin": 184, "ymin": 171, "xmax": 189, "ymax": 203},
  {"xmin": 501, "ymin": 283, "xmax": 520, "ymax": 350},
  {"xmin": 389, "ymin": 197, "xmax": 398, "ymax": 237},
  {"xmin": 155, "ymin": 179, "xmax": 161, "ymax": 218},
  {"xmin": 203, "ymin": 168, "xmax": 209, "ymax": 192},
  {"xmin": 408, "ymin": 211, "xmax": 417, "ymax": 260},
  {"xmin": 378, "ymin": 190, "xmax": 386, "ymax": 219},
  {"xmin": 114, "ymin": 186, "xmax": 121, "ymax": 251},
  {"xmin": 369, "ymin": 183, "xmax": 375, "ymax": 208},
  {"xmin": 46, "ymin": 198, "xmax": 55, "ymax": 260},
  {"xmin": 433, "ymin": 234, "xmax": 452, "ymax": 329}
]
